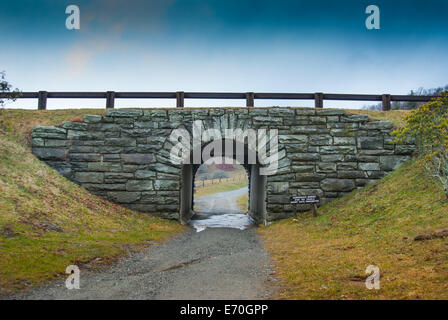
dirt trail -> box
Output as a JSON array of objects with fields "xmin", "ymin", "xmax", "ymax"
[
  {"xmin": 194, "ymin": 186, "xmax": 248, "ymax": 215},
  {"xmin": 10, "ymin": 188, "xmax": 277, "ymax": 300}
]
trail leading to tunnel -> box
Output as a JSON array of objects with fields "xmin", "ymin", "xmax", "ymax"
[
  {"xmin": 190, "ymin": 187, "xmax": 253, "ymax": 232},
  {"xmin": 12, "ymin": 188, "xmax": 277, "ymax": 300}
]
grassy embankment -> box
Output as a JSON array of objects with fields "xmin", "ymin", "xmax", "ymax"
[
  {"xmin": 194, "ymin": 180, "xmax": 248, "ymax": 198},
  {"xmin": 258, "ymin": 109, "xmax": 448, "ymax": 299},
  {"xmin": 0, "ymin": 109, "xmax": 184, "ymax": 294}
]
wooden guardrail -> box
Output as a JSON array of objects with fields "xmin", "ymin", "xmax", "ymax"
[
  {"xmin": 0, "ymin": 91, "xmax": 438, "ymax": 111},
  {"xmin": 196, "ymin": 174, "xmax": 247, "ymax": 188}
]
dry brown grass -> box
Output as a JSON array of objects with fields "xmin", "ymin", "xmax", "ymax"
[
  {"xmin": 346, "ymin": 109, "xmax": 409, "ymax": 127},
  {"xmin": 236, "ymin": 193, "xmax": 249, "ymax": 212},
  {"xmin": 258, "ymin": 161, "xmax": 448, "ymax": 299}
]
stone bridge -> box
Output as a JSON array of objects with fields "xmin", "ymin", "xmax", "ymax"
[{"xmin": 31, "ymin": 108, "xmax": 414, "ymax": 223}]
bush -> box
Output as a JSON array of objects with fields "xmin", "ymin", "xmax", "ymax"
[
  {"xmin": 393, "ymin": 91, "xmax": 448, "ymax": 197},
  {"xmin": 0, "ymin": 71, "xmax": 21, "ymax": 107},
  {"xmin": 212, "ymin": 171, "xmax": 229, "ymax": 182}
]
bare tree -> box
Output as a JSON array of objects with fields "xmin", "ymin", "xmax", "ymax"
[
  {"xmin": 363, "ymin": 84, "xmax": 448, "ymax": 110},
  {"xmin": 424, "ymin": 151, "xmax": 448, "ymax": 198}
]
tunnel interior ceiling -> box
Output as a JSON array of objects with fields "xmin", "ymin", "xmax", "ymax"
[{"xmin": 31, "ymin": 107, "xmax": 414, "ymax": 222}]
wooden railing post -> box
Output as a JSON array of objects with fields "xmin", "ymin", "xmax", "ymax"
[
  {"xmin": 11, "ymin": 91, "xmax": 439, "ymax": 110},
  {"xmin": 38, "ymin": 91, "xmax": 47, "ymax": 110},
  {"xmin": 382, "ymin": 94, "xmax": 391, "ymax": 111},
  {"xmin": 314, "ymin": 92, "xmax": 323, "ymax": 108},
  {"xmin": 176, "ymin": 91, "xmax": 184, "ymax": 108},
  {"xmin": 106, "ymin": 91, "xmax": 115, "ymax": 109},
  {"xmin": 246, "ymin": 92, "xmax": 254, "ymax": 107}
]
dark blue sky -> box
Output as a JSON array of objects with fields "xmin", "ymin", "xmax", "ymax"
[{"xmin": 1, "ymin": 0, "xmax": 447, "ymax": 108}]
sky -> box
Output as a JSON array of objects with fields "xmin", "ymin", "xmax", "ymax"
[{"xmin": 1, "ymin": 0, "xmax": 447, "ymax": 109}]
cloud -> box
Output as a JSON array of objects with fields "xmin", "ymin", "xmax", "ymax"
[
  {"xmin": 64, "ymin": 40, "xmax": 109, "ymax": 75},
  {"xmin": 61, "ymin": 0, "xmax": 177, "ymax": 76}
]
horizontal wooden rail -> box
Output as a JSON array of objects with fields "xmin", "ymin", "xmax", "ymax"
[{"xmin": 0, "ymin": 91, "xmax": 439, "ymax": 111}]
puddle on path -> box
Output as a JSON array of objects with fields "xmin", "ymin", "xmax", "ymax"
[
  {"xmin": 189, "ymin": 187, "xmax": 254, "ymax": 232},
  {"xmin": 189, "ymin": 213, "xmax": 255, "ymax": 232}
]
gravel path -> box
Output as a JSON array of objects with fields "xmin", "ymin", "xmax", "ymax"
[
  {"xmin": 194, "ymin": 186, "xmax": 248, "ymax": 215},
  {"xmin": 10, "ymin": 189, "xmax": 277, "ymax": 300}
]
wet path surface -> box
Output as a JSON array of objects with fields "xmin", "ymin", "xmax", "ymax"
[
  {"xmin": 11, "ymin": 188, "xmax": 277, "ymax": 300},
  {"xmin": 191, "ymin": 187, "xmax": 253, "ymax": 232}
]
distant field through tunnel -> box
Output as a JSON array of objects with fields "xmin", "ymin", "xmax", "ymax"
[
  {"xmin": 180, "ymin": 140, "xmax": 268, "ymax": 225},
  {"xmin": 185, "ymin": 161, "xmax": 253, "ymax": 231}
]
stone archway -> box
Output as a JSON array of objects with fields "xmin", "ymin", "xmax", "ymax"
[
  {"xmin": 179, "ymin": 139, "xmax": 266, "ymax": 224},
  {"xmin": 31, "ymin": 107, "xmax": 413, "ymax": 223}
]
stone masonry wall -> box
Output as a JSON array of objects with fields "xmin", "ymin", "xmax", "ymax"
[{"xmin": 31, "ymin": 108, "xmax": 414, "ymax": 221}]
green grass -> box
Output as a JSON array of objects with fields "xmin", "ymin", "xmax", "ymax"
[
  {"xmin": 194, "ymin": 180, "xmax": 248, "ymax": 198},
  {"xmin": 236, "ymin": 193, "xmax": 249, "ymax": 212},
  {"xmin": 346, "ymin": 109, "xmax": 409, "ymax": 127},
  {"xmin": 0, "ymin": 109, "xmax": 107, "ymax": 144},
  {"xmin": 258, "ymin": 160, "xmax": 448, "ymax": 299},
  {"xmin": 0, "ymin": 109, "xmax": 184, "ymax": 294}
]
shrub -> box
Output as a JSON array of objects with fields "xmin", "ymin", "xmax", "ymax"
[
  {"xmin": 393, "ymin": 91, "xmax": 448, "ymax": 197},
  {"xmin": 0, "ymin": 71, "xmax": 21, "ymax": 107},
  {"xmin": 212, "ymin": 171, "xmax": 229, "ymax": 182}
]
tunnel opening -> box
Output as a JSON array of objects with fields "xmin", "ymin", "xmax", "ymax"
[
  {"xmin": 190, "ymin": 160, "xmax": 250, "ymax": 231},
  {"xmin": 193, "ymin": 161, "xmax": 248, "ymax": 212},
  {"xmin": 180, "ymin": 139, "xmax": 266, "ymax": 229}
]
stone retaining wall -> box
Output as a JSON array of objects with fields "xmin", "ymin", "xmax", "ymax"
[{"xmin": 31, "ymin": 108, "xmax": 414, "ymax": 221}]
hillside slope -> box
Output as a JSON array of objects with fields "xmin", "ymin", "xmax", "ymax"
[
  {"xmin": 0, "ymin": 109, "xmax": 184, "ymax": 294},
  {"xmin": 258, "ymin": 160, "xmax": 448, "ymax": 299},
  {"xmin": 0, "ymin": 107, "xmax": 409, "ymax": 295}
]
